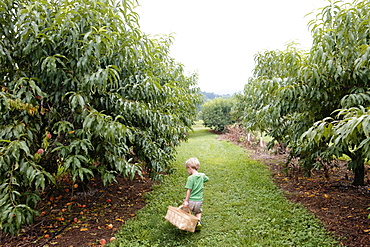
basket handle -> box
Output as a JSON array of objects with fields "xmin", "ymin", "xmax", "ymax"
[{"xmin": 179, "ymin": 205, "xmax": 191, "ymax": 214}]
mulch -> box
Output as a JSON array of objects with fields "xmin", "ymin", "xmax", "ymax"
[{"xmin": 0, "ymin": 173, "xmax": 154, "ymax": 247}]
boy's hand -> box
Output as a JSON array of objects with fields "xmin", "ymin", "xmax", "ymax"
[{"xmin": 183, "ymin": 200, "xmax": 189, "ymax": 207}]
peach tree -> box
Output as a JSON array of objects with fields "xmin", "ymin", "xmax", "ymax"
[
  {"xmin": 238, "ymin": 0, "xmax": 370, "ymax": 186},
  {"xmin": 0, "ymin": 0, "xmax": 201, "ymax": 234},
  {"xmin": 200, "ymin": 97, "xmax": 235, "ymax": 132},
  {"xmin": 238, "ymin": 44, "xmax": 307, "ymax": 149},
  {"xmin": 299, "ymin": 0, "xmax": 370, "ymax": 186}
]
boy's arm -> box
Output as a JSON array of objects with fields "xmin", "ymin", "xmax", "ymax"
[{"xmin": 183, "ymin": 189, "xmax": 191, "ymax": 207}]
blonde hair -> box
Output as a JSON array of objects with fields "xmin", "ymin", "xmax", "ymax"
[{"xmin": 185, "ymin": 157, "xmax": 200, "ymax": 170}]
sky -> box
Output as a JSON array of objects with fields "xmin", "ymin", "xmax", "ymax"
[{"xmin": 136, "ymin": 0, "xmax": 331, "ymax": 95}]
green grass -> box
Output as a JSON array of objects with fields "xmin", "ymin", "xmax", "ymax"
[{"xmin": 109, "ymin": 123, "xmax": 340, "ymax": 247}]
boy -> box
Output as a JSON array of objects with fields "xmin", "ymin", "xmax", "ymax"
[{"xmin": 182, "ymin": 157, "xmax": 209, "ymax": 230}]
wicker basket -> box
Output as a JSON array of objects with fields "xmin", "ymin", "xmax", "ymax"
[{"xmin": 165, "ymin": 206, "xmax": 198, "ymax": 232}]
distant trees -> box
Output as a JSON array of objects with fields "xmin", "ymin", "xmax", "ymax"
[
  {"xmin": 199, "ymin": 98, "xmax": 235, "ymax": 132},
  {"xmin": 201, "ymin": 91, "xmax": 231, "ymax": 101},
  {"xmin": 0, "ymin": 0, "xmax": 201, "ymax": 234}
]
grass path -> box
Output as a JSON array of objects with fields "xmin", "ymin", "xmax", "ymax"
[{"xmin": 111, "ymin": 123, "xmax": 339, "ymax": 247}]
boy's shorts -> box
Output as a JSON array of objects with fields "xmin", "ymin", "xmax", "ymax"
[{"xmin": 188, "ymin": 200, "xmax": 203, "ymax": 215}]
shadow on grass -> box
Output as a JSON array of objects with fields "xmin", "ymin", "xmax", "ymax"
[{"xmin": 114, "ymin": 218, "xmax": 199, "ymax": 247}]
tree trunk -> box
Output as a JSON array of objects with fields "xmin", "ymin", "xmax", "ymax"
[
  {"xmin": 353, "ymin": 163, "xmax": 365, "ymax": 186},
  {"xmin": 42, "ymin": 133, "xmax": 65, "ymax": 174}
]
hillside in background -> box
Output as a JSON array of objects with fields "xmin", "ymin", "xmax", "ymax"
[{"xmin": 201, "ymin": 91, "xmax": 232, "ymax": 101}]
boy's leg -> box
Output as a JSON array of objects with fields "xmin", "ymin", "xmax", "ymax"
[
  {"xmin": 195, "ymin": 212, "xmax": 202, "ymax": 231},
  {"xmin": 195, "ymin": 213, "xmax": 201, "ymax": 221}
]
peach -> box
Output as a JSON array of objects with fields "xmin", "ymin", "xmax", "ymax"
[{"xmin": 100, "ymin": 239, "xmax": 106, "ymax": 245}]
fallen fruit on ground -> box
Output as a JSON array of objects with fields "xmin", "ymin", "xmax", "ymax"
[{"xmin": 100, "ymin": 238, "xmax": 106, "ymax": 245}]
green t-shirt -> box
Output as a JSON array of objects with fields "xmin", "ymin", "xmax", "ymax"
[{"xmin": 185, "ymin": 173, "xmax": 209, "ymax": 201}]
